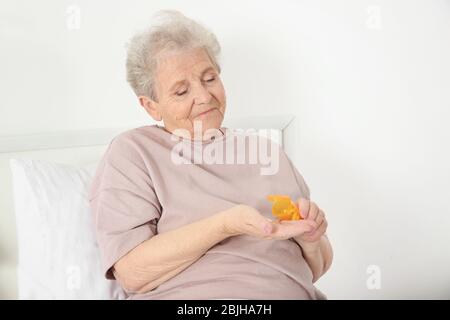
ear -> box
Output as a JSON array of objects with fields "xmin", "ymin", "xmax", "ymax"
[{"xmin": 139, "ymin": 96, "xmax": 162, "ymax": 121}]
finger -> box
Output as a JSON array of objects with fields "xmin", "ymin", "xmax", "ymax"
[
  {"xmin": 312, "ymin": 219, "xmax": 328, "ymax": 239},
  {"xmin": 244, "ymin": 213, "xmax": 274, "ymax": 236},
  {"xmin": 279, "ymin": 219, "xmax": 318, "ymax": 229},
  {"xmin": 304, "ymin": 215, "xmax": 325, "ymax": 237},
  {"xmin": 298, "ymin": 198, "xmax": 310, "ymax": 219},
  {"xmin": 276, "ymin": 219, "xmax": 318, "ymax": 237},
  {"xmin": 261, "ymin": 219, "xmax": 274, "ymax": 235},
  {"xmin": 307, "ymin": 202, "xmax": 319, "ymax": 221},
  {"xmin": 315, "ymin": 210, "xmax": 325, "ymax": 225},
  {"xmin": 305, "ymin": 218, "xmax": 328, "ymax": 239}
]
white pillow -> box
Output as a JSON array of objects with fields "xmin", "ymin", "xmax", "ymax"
[{"xmin": 9, "ymin": 158, "xmax": 126, "ymax": 300}]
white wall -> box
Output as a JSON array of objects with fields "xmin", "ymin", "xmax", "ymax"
[{"xmin": 1, "ymin": 0, "xmax": 449, "ymax": 299}]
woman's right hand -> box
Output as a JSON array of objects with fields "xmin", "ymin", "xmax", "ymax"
[{"xmin": 223, "ymin": 204, "xmax": 318, "ymax": 240}]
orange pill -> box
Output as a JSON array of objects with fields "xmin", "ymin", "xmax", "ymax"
[{"xmin": 267, "ymin": 195, "xmax": 302, "ymax": 221}]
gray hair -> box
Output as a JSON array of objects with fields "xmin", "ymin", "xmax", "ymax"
[{"xmin": 126, "ymin": 10, "xmax": 222, "ymax": 101}]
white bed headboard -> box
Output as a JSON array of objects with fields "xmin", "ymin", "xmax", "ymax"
[{"xmin": 0, "ymin": 115, "xmax": 294, "ymax": 299}]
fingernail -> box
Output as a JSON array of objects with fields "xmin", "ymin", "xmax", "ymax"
[{"xmin": 263, "ymin": 223, "xmax": 272, "ymax": 234}]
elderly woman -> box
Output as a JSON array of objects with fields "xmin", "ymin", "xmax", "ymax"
[{"xmin": 89, "ymin": 10, "xmax": 333, "ymax": 300}]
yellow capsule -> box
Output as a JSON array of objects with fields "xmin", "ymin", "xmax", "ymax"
[{"xmin": 266, "ymin": 195, "xmax": 302, "ymax": 221}]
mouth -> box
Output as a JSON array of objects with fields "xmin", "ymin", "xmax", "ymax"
[{"xmin": 194, "ymin": 108, "xmax": 216, "ymax": 118}]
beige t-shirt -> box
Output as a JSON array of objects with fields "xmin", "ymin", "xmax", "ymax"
[{"xmin": 88, "ymin": 124, "xmax": 327, "ymax": 300}]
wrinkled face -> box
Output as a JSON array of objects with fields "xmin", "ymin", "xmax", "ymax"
[{"xmin": 149, "ymin": 47, "xmax": 226, "ymax": 138}]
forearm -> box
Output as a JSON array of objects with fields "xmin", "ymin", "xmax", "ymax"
[
  {"xmin": 294, "ymin": 235, "xmax": 333, "ymax": 283},
  {"xmin": 114, "ymin": 208, "xmax": 233, "ymax": 293}
]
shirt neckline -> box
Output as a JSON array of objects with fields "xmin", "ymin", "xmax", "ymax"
[{"xmin": 154, "ymin": 124, "xmax": 229, "ymax": 145}]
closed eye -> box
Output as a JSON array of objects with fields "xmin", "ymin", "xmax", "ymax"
[{"xmin": 176, "ymin": 90, "xmax": 187, "ymax": 96}]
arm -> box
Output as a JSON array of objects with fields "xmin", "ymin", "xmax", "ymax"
[
  {"xmin": 294, "ymin": 234, "xmax": 333, "ymax": 283},
  {"xmin": 113, "ymin": 206, "xmax": 237, "ymax": 294},
  {"xmin": 113, "ymin": 201, "xmax": 324, "ymax": 294}
]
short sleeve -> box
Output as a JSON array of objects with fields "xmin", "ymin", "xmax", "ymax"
[
  {"xmin": 88, "ymin": 134, "xmax": 161, "ymax": 280},
  {"xmin": 282, "ymin": 149, "xmax": 311, "ymax": 200}
]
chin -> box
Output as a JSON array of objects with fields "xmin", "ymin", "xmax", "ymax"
[
  {"xmin": 193, "ymin": 111, "xmax": 224, "ymax": 131},
  {"xmin": 202, "ymin": 117, "xmax": 223, "ymax": 132}
]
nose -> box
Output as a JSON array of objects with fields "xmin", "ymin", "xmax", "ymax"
[{"xmin": 192, "ymin": 82, "xmax": 212, "ymax": 105}]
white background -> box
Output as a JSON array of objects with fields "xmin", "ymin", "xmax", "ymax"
[{"xmin": 1, "ymin": 0, "xmax": 449, "ymax": 299}]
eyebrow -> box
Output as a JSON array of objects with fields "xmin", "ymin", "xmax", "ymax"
[{"xmin": 168, "ymin": 66, "xmax": 217, "ymax": 92}]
